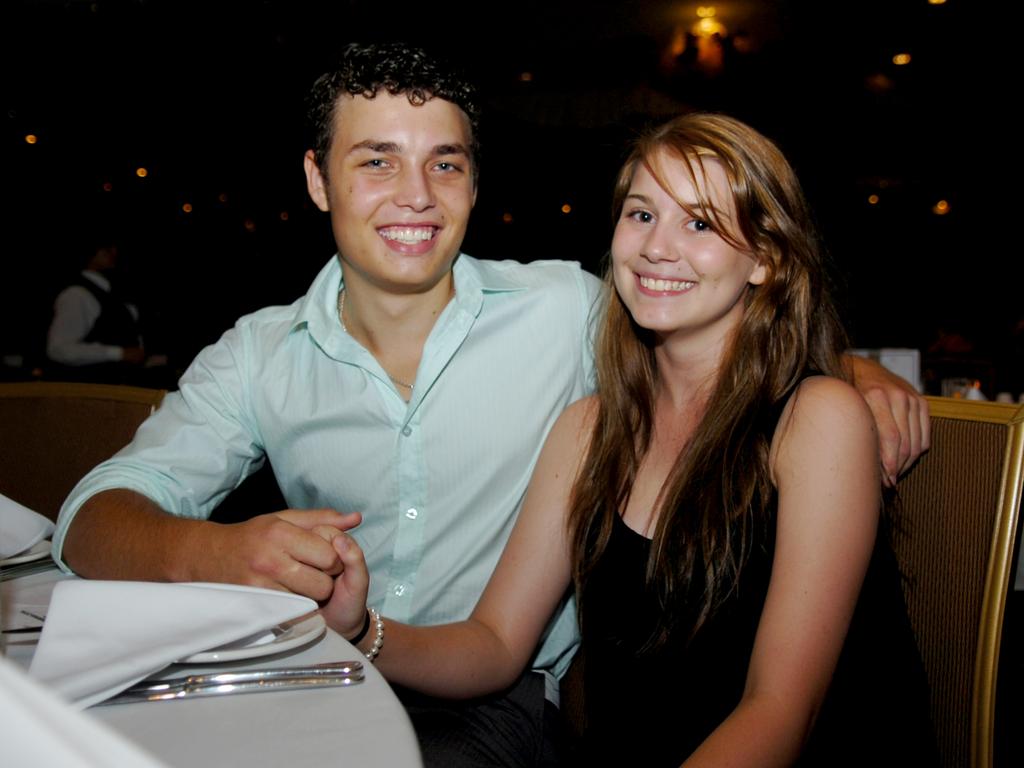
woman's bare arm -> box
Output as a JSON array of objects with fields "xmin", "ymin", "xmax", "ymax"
[
  {"xmin": 683, "ymin": 377, "xmax": 881, "ymax": 767},
  {"xmin": 324, "ymin": 398, "xmax": 596, "ymax": 698}
]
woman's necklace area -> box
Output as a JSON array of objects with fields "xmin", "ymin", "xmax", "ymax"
[{"xmin": 337, "ymin": 290, "xmax": 414, "ymax": 392}]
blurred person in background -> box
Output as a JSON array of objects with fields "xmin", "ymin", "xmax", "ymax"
[{"xmin": 46, "ymin": 240, "xmax": 168, "ymax": 385}]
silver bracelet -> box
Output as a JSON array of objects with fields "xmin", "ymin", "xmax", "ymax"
[{"xmin": 364, "ymin": 607, "xmax": 384, "ymax": 662}]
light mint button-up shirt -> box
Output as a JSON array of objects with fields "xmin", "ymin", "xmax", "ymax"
[{"xmin": 53, "ymin": 254, "xmax": 603, "ymax": 678}]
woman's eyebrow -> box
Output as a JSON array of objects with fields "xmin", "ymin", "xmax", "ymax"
[{"xmin": 624, "ymin": 192, "xmax": 653, "ymax": 205}]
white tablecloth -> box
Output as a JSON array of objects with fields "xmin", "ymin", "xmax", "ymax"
[{"xmin": 2, "ymin": 570, "xmax": 422, "ymax": 768}]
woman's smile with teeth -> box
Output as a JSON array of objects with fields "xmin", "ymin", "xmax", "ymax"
[
  {"xmin": 639, "ymin": 275, "xmax": 695, "ymax": 292},
  {"xmin": 379, "ymin": 226, "xmax": 436, "ymax": 244}
]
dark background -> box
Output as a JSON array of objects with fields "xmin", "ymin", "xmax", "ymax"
[{"xmin": 2, "ymin": 0, "xmax": 1015, "ymax": 393}]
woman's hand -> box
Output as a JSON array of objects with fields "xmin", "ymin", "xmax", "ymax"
[{"xmin": 319, "ymin": 532, "xmax": 371, "ymax": 641}]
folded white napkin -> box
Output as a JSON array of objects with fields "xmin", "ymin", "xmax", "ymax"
[
  {"xmin": 0, "ymin": 493, "xmax": 55, "ymax": 559},
  {"xmin": 28, "ymin": 581, "xmax": 318, "ymax": 708},
  {"xmin": 0, "ymin": 655, "xmax": 170, "ymax": 767}
]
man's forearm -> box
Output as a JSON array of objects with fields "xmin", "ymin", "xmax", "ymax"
[
  {"xmin": 61, "ymin": 489, "xmax": 209, "ymax": 582},
  {"xmin": 841, "ymin": 352, "xmax": 930, "ymax": 483},
  {"xmin": 62, "ymin": 490, "xmax": 359, "ymax": 598}
]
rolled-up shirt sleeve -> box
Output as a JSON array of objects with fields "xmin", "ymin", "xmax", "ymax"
[{"xmin": 51, "ymin": 323, "xmax": 265, "ymax": 571}]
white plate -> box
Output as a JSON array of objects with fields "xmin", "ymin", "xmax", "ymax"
[
  {"xmin": 0, "ymin": 540, "xmax": 52, "ymax": 567},
  {"xmin": 177, "ymin": 613, "xmax": 326, "ymax": 663}
]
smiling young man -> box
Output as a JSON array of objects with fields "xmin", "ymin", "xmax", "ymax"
[
  {"xmin": 303, "ymin": 90, "xmax": 477, "ymax": 398},
  {"xmin": 52, "ymin": 43, "xmax": 929, "ymax": 767},
  {"xmin": 55, "ymin": 43, "xmax": 600, "ymax": 766}
]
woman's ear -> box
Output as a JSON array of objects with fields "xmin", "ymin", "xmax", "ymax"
[{"xmin": 749, "ymin": 260, "xmax": 768, "ymax": 286}]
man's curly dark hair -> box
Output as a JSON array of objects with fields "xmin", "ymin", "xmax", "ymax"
[{"xmin": 306, "ymin": 42, "xmax": 481, "ymax": 180}]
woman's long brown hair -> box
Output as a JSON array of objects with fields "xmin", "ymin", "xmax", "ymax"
[{"xmin": 568, "ymin": 113, "xmax": 849, "ymax": 648}]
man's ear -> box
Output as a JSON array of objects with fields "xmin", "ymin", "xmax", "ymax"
[{"xmin": 304, "ymin": 150, "xmax": 330, "ymax": 212}]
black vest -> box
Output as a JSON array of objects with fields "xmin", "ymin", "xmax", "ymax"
[{"xmin": 75, "ymin": 276, "xmax": 142, "ymax": 349}]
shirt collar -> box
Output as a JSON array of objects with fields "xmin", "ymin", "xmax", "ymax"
[
  {"xmin": 293, "ymin": 253, "xmax": 530, "ymax": 351},
  {"xmin": 450, "ymin": 254, "xmax": 527, "ymax": 320},
  {"xmin": 292, "ymin": 256, "xmax": 343, "ymax": 351},
  {"xmin": 81, "ymin": 270, "xmax": 112, "ymax": 292}
]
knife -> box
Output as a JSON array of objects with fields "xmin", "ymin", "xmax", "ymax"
[
  {"xmin": 124, "ymin": 660, "xmax": 364, "ymax": 693},
  {"xmin": 0, "ymin": 559, "xmax": 58, "ymax": 582},
  {"xmin": 102, "ymin": 671, "xmax": 365, "ymax": 705},
  {"xmin": 0, "ymin": 625, "xmax": 44, "ymax": 634}
]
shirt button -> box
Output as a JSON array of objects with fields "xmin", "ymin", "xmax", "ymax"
[
  {"xmin": 401, "ymin": 426, "xmax": 412, "ymax": 436},
  {"xmin": 405, "ymin": 508, "xmax": 418, "ymax": 520},
  {"xmin": 393, "ymin": 584, "xmax": 406, "ymax": 597}
]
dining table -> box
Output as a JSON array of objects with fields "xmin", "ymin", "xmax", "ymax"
[{"xmin": 2, "ymin": 566, "xmax": 423, "ymax": 768}]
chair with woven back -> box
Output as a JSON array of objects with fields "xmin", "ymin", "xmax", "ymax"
[
  {"xmin": 0, "ymin": 381, "xmax": 165, "ymax": 521},
  {"xmin": 892, "ymin": 396, "xmax": 1023, "ymax": 768}
]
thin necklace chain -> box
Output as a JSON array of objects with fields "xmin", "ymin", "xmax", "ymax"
[{"xmin": 337, "ymin": 289, "xmax": 414, "ymax": 391}]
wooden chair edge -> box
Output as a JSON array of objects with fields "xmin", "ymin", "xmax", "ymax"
[{"xmin": 0, "ymin": 381, "xmax": 166, "ymax": 408}]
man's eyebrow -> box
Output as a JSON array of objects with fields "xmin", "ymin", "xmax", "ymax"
[
  {"xmin": 348, "ymin": 140, "xmax": 401, "ymax": 155},
  {"xmin": 432, "ymin": 143, "xmax": 470, "ymax": 157},
  {"xmin": 345, "ymin": 141, "xmax": 470, "ymax": 160}
]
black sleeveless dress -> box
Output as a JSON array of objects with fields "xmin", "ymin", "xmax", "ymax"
[{"xmin": 577, "ymin": 511, "xmax": 938, "ymax": 766}]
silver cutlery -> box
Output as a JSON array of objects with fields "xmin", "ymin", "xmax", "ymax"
[
  {"xmin": 102, "ymin": 672, "xmax": 364, "ymax": 704},
  {"xmin": 0, "ymin": 559, "xmax": 58, "ymax": 582},
  {"xmin": 100, "ymin": 660, "xmax": 366, "ymax": 705},
  {"xmin": 0, "ymin": 611, "xmax": 46, "ymax": 634},
  {"xmin": 0, "ymin": 625, "xmax": 43, "ymax": 634},
  {"xmin": 128, "ymin": 660, "xmax": 363, "ymax": 691}
]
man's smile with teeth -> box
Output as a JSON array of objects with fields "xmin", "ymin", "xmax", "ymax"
[
  {"xmin": 639, "ymin": 275, "xmax": 695, "ymax": 292},
  {"xmin": 379, "ymin": 226, "xmax": 437, "ymax": 244}
]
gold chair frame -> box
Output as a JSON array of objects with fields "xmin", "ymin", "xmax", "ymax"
[{"xmin": 896, "ymin": 397, "xmax": 1024, "ymax": 768}]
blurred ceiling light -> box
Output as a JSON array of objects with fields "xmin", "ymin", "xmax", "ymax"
[
  {"xmin": 670, "ymin": 27, "xmax": 686, "ymax": 56},
  {"xmin": 731, "ymin": 33, "xmax": 755, "ymax": 54},
  {"xmin": 182, "ymin": 203, "xmax": 193, "ymax": 213},
  {"xmin": 279, "ymin": 211, "xmax": 289, "ymax": 221},
  {"xmin": 519, "ymin": 72, "xmax": 533, "ymax": 82},
  {"xmin": 868, "ymin": 194, "xmax": 880, "ymax": 205},
  {"xmin": 243, "ymin": 219, "xmax": 256, "ymax": 232},
  {"xmin": 688, "ymin": 6, "xmax": 727, "ymax": 72},
  {"xmin": 693, "ymin": 16, "xmax": 727, "ymax": 37},
  {"xmin": 502, "ymin": 212, "xmax": 514, "ymax": 223},
  {"xmin": 893, "ymin": 53, "xmax": 912, "ymax": 65},
  {"xmin": 102, "ymin": 182, "xmax": 113, "ymax": 192},
  {"xmin": 135, "ymin": 167, "xmax": 148, "ymax": 178},
  {"xmin": 932, "ymin": 199, "xmax": 950, "ymax": 215},
  {"xmin": 865, "ymin": 73, "xmax": 894, "ymax": 93},
  {"xmin": 218, "ymin": 192, "xmax": 229, "ymax": 203},
  {"xmin": 561, "ymin": 203, "xmax": 572, "ymax": 214},
  {"xmin": 24, "ymin": 134, "xmax": 38, "ymax": 144},
  {"xmin": 928, "ymin": 0, "xmax": 947, "ymax": 5}
]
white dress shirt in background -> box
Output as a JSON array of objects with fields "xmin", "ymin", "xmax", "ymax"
[{"xmin": 47, "ymin": 270, "xmax": 139, "ymax": 365}]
